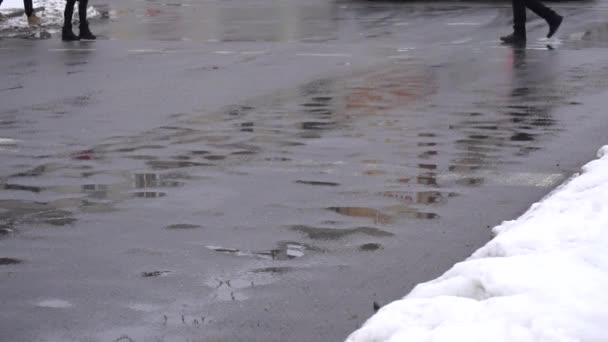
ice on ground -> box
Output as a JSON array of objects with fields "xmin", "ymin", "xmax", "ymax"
[
  {"xmin": 1, "ymin": 0, "xmax": 25, "ymax": 9},
  {"xmin": 36, "ymin": 299, "xmax": 73, "ymax": 309},
  {"xmin": 0, "ymin": 0, "xmax": 100, "ymax": 29},
  {"xmin": 346, "ymin": 145, "xmax": 608, "ymax": 342}
]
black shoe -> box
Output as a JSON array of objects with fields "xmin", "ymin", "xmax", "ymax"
[
  {"xmin": 547, "ymin": 14, "xmax": 563, "ymax": 38},
  {"xmin": 62, "ymin": 26, "xmax": 80, "ymax": 41},
  {"xmin": 79, "ymin": 22, "xmax": 96, "ymax": 40},
  {"xmin": 500, "ymin": 33, "xmax": 527, "ymax": 45}
]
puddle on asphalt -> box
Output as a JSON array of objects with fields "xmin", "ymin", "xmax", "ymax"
[
  {"xmin": 327, "ymin": 207, "xmax": 394, "ymax": 225},
  {"xmin": 0, "ymin": 35, "xmax": 586, "ymax": 341},
  {"xmin": 141, "ymin": 270, "xmax": 171, "ymax": 278},
  {"xmin": 290, "ymin": 225, "xmax": 393, "ymax": 241},
  {"xmin": 0, "ymin": 199, "xmax": 77, "ymax": 227},
  {"xmin": 165, "ymin": 223, "xmax": 202, "ymax": 230},
  {"xmin": 295, "ymin": 180, "xmax": 340, "ymax": 187},
  {"xmin": 573, "ymin": 23, "xmax": 608, "ymax": 43},
  {"xmin": 204, "ymin": 272, "xmax": 277, "ymax": 302},
  {"xmin": 359, "ymin": 243, "xmax": 382, "ymax": 252},
  {"xmin": 252, "ymin": 266, "xmax": 295, "ymax": 275},
  {"xmin": 206, "ymin": 241, "xmax": 320, "ymax": 260},
  {"xmin": 146, "ymin": 160, "xmax": 211, "ymax": 170},
  {"xmin": 0, "ymin": 257, "xmax": 22, "ymax": 265},
  {"xmin": 131, "ymin": 191, "xmax": 167, "ymax": 198}
]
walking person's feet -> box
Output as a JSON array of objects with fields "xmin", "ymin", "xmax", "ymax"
[
  {"xmin": 547, "ymin": 14, "xmax": 563, "ymax": 38},
  {"xmin": 79, "ymin": 22, "xmax": 96, "ymax": 40},
  {"xmin": 62, "ymin": 26, "xmax": 80, "ymax": 41},
  {"xmin": 500, "ymin": 32, "xmax": 527, "ymax": 45},
  {"xmin": 27, "ymin": 13, "xmax": 41, "ymax": 27}
]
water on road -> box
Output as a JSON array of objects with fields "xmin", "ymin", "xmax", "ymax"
[{"xmin": 2, "ymin": 0, "xmax": 608, "ymax": 341}]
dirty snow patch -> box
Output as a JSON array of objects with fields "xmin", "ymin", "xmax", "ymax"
[{"xmin": 1, "ymin": 0, "xmax": 100, "ymax": 29}]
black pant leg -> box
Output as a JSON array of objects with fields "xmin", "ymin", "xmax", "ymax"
[
  {"xmin": 24, "ymin": 0, "xmax": 33, "ymax": 17},
  {"xmin": 78, "ymin": 0, "xmax": 88, "ymax": 24},
  {"xmin": 524, "ymin": 0, "xmax": 556, "ymax": 22},
  {"xmin": 512, "ymin": 0, "xmax": 527, "ymax": 34},
  {"xmin": 64, "ymin": 0, "xmax": 77, "ymax": 27}
]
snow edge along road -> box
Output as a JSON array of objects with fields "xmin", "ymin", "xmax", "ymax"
[{"xmin": 346, "ymin": 145, "xmax": 608, "ymax": 342}]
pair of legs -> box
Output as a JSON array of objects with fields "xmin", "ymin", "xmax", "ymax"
[
  {"xmin": 0, "ymin": 0, "xmax": 41, "ymax": 26},
  {"xmin": 501, "ymin": 0, "xmax": 563, "ymax": 44},
  {"xmin": 63, "ymin": 0, "xmax": 96, "ymax": 41}
]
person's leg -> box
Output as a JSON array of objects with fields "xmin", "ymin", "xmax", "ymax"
[
  {"xmin": 23, "ymin": 0, "xmax": 33, "ymax": 17},
  {"xmin": 513, "ymin": 0, "xmax": 527, "ymax": 36},
  {"xmin": 24, "ymin": 0, "xmax": 42, "ymax": 26},
  {"xmin": 78, "ymin": 0, "xmax": 96, "ymax": 40},
  {"xmin": 523, "ymin": 0, "xmax": 562, "ymax": 38},
  {"xmin": 78, "ymin": 0, "xmax": 88, "ymax": 23},
  {"xmin": 501, "ymin": 0, "xmax": 527, "ymax": 44},
  {"xmin": 62, "ymin": 0, "xmax": 79, "ymax": 41}
]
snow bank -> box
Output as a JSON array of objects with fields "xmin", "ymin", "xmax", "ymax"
[
  {"xmin": 1, "ymin": 0, "xmax": 23, "ymax": 9},
  {"xmin": 346, "ymin": 145, "xmax": 608, "ymax": 342},
  {"xmin": 1, "ymin": 0, "xmax": 99, "ymax": 29}
]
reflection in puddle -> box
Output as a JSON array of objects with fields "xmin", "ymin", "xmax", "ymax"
[
  {"xmin": 141, "ymin": 270, "xmax": 171, "ymax": 278},
  {"xmin": 1, "ymin": 183, "xmax": 44, "ymax": 193},
  {"xmin": 327, "ymin": 207, "xmax": 393, "ymax": 224},
  {"xmin": 295, "ymin": 180, "xmax": 340, "ymax": 187},
  {"xmin": 290, "ymin": 225, "xmax": 393, "ymax": 241},
  {"xmin": 0, "ymin": 200, "xmax": 77, "ymax": 226},
  {"xmin": 165, "ymin": 224, "xmax": 202, "ymax": 230},
  {"xmin": 0, "ymin": 227, "xmax": 14, "ymax": 238},
  {"xmin": 380, "ymin": 191, "xmax": 457, "ymax": 205},
  {"xmin": 456, "ymin": 177, "xmax": 485, "ymax": 186},
  {"xmin": 206, "ymin": 241, "xmax": 318, "ymax": 260},
  {"xmin": 252, "ymin": 266, "xmax": 294, "ymax": 274},
  {"xmin": 132, "ymin": 191, "xmax": 167, "ymax": 198},
  {"xmin": 134, "ymin": 173, "xmax": 187, "ymax": 188},
  {"xmin": 359, "ymin": 243, "xmax": 382, "ymax": 252},
  {"xmin": 0, "ymin": 257, "xmax": 22, "ymax": 265},
  {"xmin": 386, "ymin": 206, "xmax": 439, "ymax": 220},
  {"xmin": 146, "ymin": 160, "xmax": 211, "ymax": 170}
]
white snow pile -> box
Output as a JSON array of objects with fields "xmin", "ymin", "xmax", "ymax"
[
  {"xmin": 347, "ymin": 145, "xmax": 608, "ymax": 342},
  {"xmin": 0, "ymin": 0, "xmax": 100, "ymax": 29}
]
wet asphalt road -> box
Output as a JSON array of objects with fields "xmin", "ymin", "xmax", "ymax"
[{"xmin": 2, "ymin": 0, "xmax": 608, "ymax": 341}]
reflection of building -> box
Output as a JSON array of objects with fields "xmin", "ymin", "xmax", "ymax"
[
  {"xmin": 132, "ymin": 173, "xmax": 179, "ymax": 198},
  {"xmin": 134, "ymin": 173, "xmax": 160, "ymax": 188},
  {"xmin": 345, "ymin": 68, "xmax": 437, "ymax": 113}
]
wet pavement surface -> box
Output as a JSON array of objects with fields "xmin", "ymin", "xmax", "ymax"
[{"xmin": 2, "ymin": 0, "xmax": 608, "ymax": 341}]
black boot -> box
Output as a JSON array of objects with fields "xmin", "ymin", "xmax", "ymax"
[
  {"xmin": 79, "ymin": 22, "xmax": 96, "ymax": 40},
  {"xmin": 500, "ymin": 31, "xmax": 527, "ymax": 45},
  {"xmin": 62, "ymin": 25, "xmax": 80, "ymax": 41},
  {"xmin": 547, "ymin": 14, "xmax": 563, "ymax": 38}
]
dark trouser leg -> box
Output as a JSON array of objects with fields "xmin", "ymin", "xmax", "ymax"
[
  {"xmin": 64, "ymin": 0, "xmax": 77, "ymax": 28},
  {"xmin": 78, "ymin": 0, "xmax": 88, "ymax": 24},
  {"xmin": 62, "ymin": 0, "xmax": 80, "ymax": 40},
  {"xmin": 78, "ymin": 0, "xmax": 96, "ymax": 40},
  {"xmin": 24, "ymin": 0, "xmax": 33, "ymax": 17},
  {"xmin": 523, "ymin": 0, "xmax": 558, "ymax": 22},
  {"xmin": 512, "ymin": 0, "xmax": 527, "ymax": 35}
]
